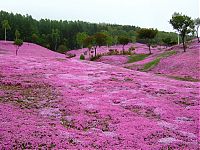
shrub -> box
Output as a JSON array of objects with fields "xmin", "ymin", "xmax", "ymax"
[
  {"xmin": 57, "ymin": 45, "xmax": 68, "ymax": 53},
  {"xmin": 80, "ymin": 54, "xmax": 85, "ymax": 60},
  {"xmin": 107, "ymin": 49, "xmax": 119, "ymax": 55},
  {"xmin": 128, "ymin": 46, "xmax": 135, "ymax": 51},
  {"xmin": 66, "ymin": 53, "xmax": 76, "ymax": 58},
  {"xmin": 90, "ymin": 54, "xmax": 102, "ymax": 61}
]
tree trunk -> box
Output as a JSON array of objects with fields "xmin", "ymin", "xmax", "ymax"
[
  {"xmin": 4, "ymin": 28, "xmax": 7, "ymax": 41},
  {"xmin": 88, "ymin": 48, "xmax": 91, "ymax": 59},
  {"xmin": 197, "ymin": 26, "xmax": 200, "ymax": 43},
  {"xmin": 16, "ymin": 46, "xmax": 19, "ymax": 56},
  {"xmin": 55, "ymin": 39, "xmax": 57, "ymax": 50},
  {"xmin": 122, "ymin": 45, "xmax": 125, "ymax": 54},
  {"xmin": 182, "ymin": 36, "xmax": 186, "ymax": 52},
  {"xmin": 94, "ymin": 46, "xmax": 97, "ymax": 57},
  {"xmin": 148, "ymin": 45, "xmax": 152, "ymax": 54}
]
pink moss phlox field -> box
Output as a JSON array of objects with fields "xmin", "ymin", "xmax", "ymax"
[
  {"xmin": 0, "ymin": 41, "xmax": 199, "ymax": 149},
  {"xmin": 66, "ymin": 43, "xmax": 162, "ymax": 60},
  {"xmin": 150, "ymin": 40, "xmax": 200, "ymax": 80},
  {"xmin": 97, "ymin": 55, "xmax": 129, "ymax": 66}
]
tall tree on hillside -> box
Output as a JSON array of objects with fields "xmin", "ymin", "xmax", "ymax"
[
  {"xmin": 14, "ymin": 39, "xmax": 23, "ymax": 56},
  {"xmin": 2, "ymin": 20, "xmax": 11, "ymax": 41},
  {"xmin": 118, "ymin": 36, "xmax": 131, "ymax": 54},
  {"xmin": 137, "ymin": 28, "xmax": 158, "ymax": 54},
  {"xmin": 76, "ymin": 32, "xmax": 88, "ymax": 48},
  {"xmin": 15, "ymin": 30, "xmax": 20, "ymax": 40},
  {"xmin": 83, "ymin": 36, "xmax": 94, "ymax": 58},
  {"xmin": 52, "ymin": 29, "xmax": 60, "ymax": 51},
  {"xmin": 169, "ymin": 12, "xmax": 194, "ymax": 52},
  {"xmin": 93, "ymin": 33, "xmax": 107, "ymax": 57},
  {"xmin": 194, "ymin": 18, "xmax": 200, "ymax": 42}
]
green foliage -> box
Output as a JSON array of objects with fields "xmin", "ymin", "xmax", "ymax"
[
  {"xmin": 0, "ymin": 10, "xmax": 141, "ymax": 50},
  {"xmin": 2, "ymin": 20, "xmax": 11, "ymax": 30},
  {"xmin": 118, "ymin": 36, "xmax": 131, "ymax": 45},
  {"xmin": 158, "ymin": 50, "xmax": 177, "ymax": 58},
  {"xmin": 2, "ymin": 19, "xmax": 11, "ymax": 41},
  {"xmin": 93, "ymin": 33, "xmax": 108, "ymax": 47},
  {"xmin": 57, "ymin": 45, "xmax": 68, "ymax": 54},
  {"xmin": 140, "ymin": 50, "xmax": 177, "ymax": 71},
  {"xmin": 51, "ymin": 29, "xmax": 60, "ymax": 50},
  {"xmin": 14, "ymin": 39, "xmax": 23, "ymax": 56},
  {"xmin": 83, "ymin": 36, "xmax": 95, "ymax": 48},
  {"xmin": 162, "ymin": 37, "xmax": 176, "ymax": 47},
  {"xmin": 118, "ymin": 36, "xmax": 131, "ymax": 54},
  {"xmin": 31, "ymin": 33, "xmax": 39, "ymax": 43},
  {"xmin": 14, "ymin": 39, "xmax": 23, "ymax": 46},
  {"xmin": 80, "ymin": 54, "xmax": 85, "ymax": 60},
  {"xmin": 169, "ymin": 12, "xmax": 194, "ymax": 51},
  {"xmin": 137, "ymin": 28, "xmax": 158, "ymax": 40},
  {"xmin": 137, "ymin": 28, "xmax": 158, "ymax": 54},
  {"xmin": 107, "ymin": 49, "xmax": 119, "ymax": 55},
  {"xmin": 128, "ymin": 54, "xmax": 150, "ymax": 63},
  {"xmin": 90, "ymin": 54, "xmax": 102, "ymax": 61},
  {"xmin": 141, "ymin": 58, "xmax": 160, "ymax": 72},
  {"xmin": 167, "ymin": 76, "xmax": 200, "ymax": 82},
  {"xmin": 76, "ymin": 32, "xmax": 88, "ymax": 48},
  {"xmin": 15, "ymin": 30, "xmax": 20, "ymax": 40},
  {"xmin": 194, "ymin": 18, "xmax": 200, "ymax": 42}
]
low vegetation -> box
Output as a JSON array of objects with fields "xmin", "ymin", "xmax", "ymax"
[
  {"xmin": 141, "ymin": 58, "xmax": 161, "ymax": 72},
  {"xmin": 128, "ymin": 54, "xmax": 150, "ymax": 63}
]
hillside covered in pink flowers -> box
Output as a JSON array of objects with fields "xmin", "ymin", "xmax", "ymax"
[{"xmin": 0, "ymin": 41, "xmax": 199, "ymax": 149}]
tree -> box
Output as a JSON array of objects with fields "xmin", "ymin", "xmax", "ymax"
[
  {"xmin": 51, "ymin": 29, "xmax": 60, "ymax": 51},
  {"xmin": 83, "ymin": 36, "xmax": 94, "ymax": 58},
  {"xmin": 93, "ymin": 33, "xmax": 107, "ymax": 57},
  {"xmin": 15, "ymin": 30, "xmax": 20, "ymax": 40},
  {"xmin": 162, "ymin": 37, "xmax": 177, "ymax": 47},
  {"xmin": 76, "ymin": 32, "xmax": 88, "ymax": 48},
  {"xmin": 194, "ymin": 18, "xmax": 200, "ymax": 42},
  {"xmin": 118, "ymin": 36, "xmax": 131, "ymax": 54},
  {"xmin": 169, "ymin": 12, "xmax": 194, "ymax": 52},
  {"xmin": 14, "ymin": 39, "xmax": 23, "ymax": 56},
  {"xmin": 2, "ymin": 20, "xmax": 11, "ymax": 41},
  {"xmin": 137, "ymin": 28, "xmax": 158, "ymax": 54},
  {"xmin": 57, "ymin": 44, "xmax": 68, "ymax": 53}
]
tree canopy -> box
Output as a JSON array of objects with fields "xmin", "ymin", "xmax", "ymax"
[
  {"xmin": 169, "ymin": 12, "xmax": 194, "ymax": 52},
  {"xmin": 137, "ymin": 28, "xmax": 158, "ymax": 54}
]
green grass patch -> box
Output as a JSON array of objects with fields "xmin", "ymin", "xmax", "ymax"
[
  {"xmin": 128, "ymin": 54, "xmax": 150, "ymax": 63},
  {"xmin": 140, "ymin": 50, "xmax": 177, "ymax": 72},
  {"xmin": 168, "ymin": 76, "xmax": 200, "ymax": 82},
  {"xmin": 158, "ymin": 50, "xmax": 177, "ymax": 59},
  {"xmin": 141, "ymin": 58, "xmax": 160, "ymax": 72}
]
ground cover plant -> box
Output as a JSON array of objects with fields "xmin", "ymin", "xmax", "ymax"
[{"xmin": 0, "ymin": 41, "xmax": 199, "ymax": 149}]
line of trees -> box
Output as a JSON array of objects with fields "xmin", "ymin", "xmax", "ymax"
[
  {"xmin": 0, "ymin": 10, "xmax": 183, "ymax": 53},
  {"xmin": 0, "ymin": 10, "xmax": 140, "ymax": 51},
  {"xmin": 1, "ymin": 10, "xmax": 198, "ymax": 54}
]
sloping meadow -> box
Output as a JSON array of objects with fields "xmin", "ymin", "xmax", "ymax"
[{"xmin": 0, "ymin": 42, "xmax": 199, "ymax": 149}]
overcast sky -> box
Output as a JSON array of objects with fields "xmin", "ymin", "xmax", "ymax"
[{"xmin": 0, "ymin": 0, "xmax": 199, "ymax": 32}]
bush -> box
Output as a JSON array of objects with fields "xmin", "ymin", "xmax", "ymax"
[
  {"xmin": 107, "ymin": 49, "xmax": 119, "ymax": 55},
  {"xmin": 120, "ymin": 50, "xmax": 132, "ymax": 55},
  {"xmin": 57, "ymin": 45, "xmax": 68, "ymax": 53},
  {"xmin": 90, "ymin": 54, "xmax": 102, "ymax": 61},
  {"xmin": 128, "ymin": 46, "xmax": 135, "ymax": 51},
  {"xmin": 66, "ymin": 53, "xmax": 76, "ymax": 58},
  {"xmin": 80, "ymin": 54, "xmax": 85, "ymax": 60}
]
